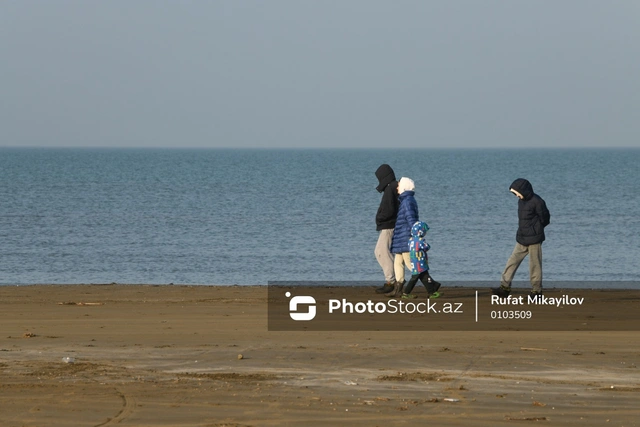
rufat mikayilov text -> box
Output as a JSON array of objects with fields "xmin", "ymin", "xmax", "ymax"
[
  {"xmin": 491, "ymin": 294, "xmax": 585, "ymax": 307},
  {"xmin": 328, "ymin": 299, "xmax": 464, "ymax": 315}
]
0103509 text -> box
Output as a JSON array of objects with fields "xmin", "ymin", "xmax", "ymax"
[{"xmin": 490, "ymin": 310, "xmax": 533, "ymax": 320}]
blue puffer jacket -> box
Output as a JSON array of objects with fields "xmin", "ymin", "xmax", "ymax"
[{"xmin": 390, "ymin": 191, "xmax": 419, "ymax": 254}]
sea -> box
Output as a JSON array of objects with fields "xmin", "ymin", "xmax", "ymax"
[{"xmin": 1, "ymin": 148, "xmax": 639, "ymax": 287}]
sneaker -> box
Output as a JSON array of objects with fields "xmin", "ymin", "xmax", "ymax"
[
  {"xmin": 491, "ymin": 287, "xmax": 511, "ymax": 298},
  {"xmin": 375, "ymin": 282, "xmax": 395, "ymax": 294},
  {"xmin": 429, "ymin": 291, "xmax": 441, "ymax": 299},
  {"xmin": 402, "ymin": 293, "xmax": 417, "ymax": 299}
]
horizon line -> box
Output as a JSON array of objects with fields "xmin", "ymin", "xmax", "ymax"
[{"xmin": 1, "ymin": 145, "xmax": 638, "ymax": 151}]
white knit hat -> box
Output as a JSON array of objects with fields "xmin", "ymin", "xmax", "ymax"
[{"xmin": 397, "ymin": 177, "xmax": 415, "ymax": 194}]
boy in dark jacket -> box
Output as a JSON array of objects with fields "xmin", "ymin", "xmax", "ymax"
[
  {"xmin": 374, "ymin": 164, "xmax": 399, "ymax": 294},
  {"xmin": 493, "ymin": 178, "xmax": 551, "ymax": 298}
]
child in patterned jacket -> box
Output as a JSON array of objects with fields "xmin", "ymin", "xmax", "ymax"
[{"xmin": 402, "ymin": 221, "xmax": 441, "ymax": 299}]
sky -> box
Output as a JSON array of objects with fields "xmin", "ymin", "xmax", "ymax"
[{"xmin": 1, "ymin": 1, "xmax": 639, "ymax": 149}]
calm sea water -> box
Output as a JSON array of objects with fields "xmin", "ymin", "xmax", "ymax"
[{"xmin": 0, "ymin": 148, "xmax": 638, "ymax": 286}]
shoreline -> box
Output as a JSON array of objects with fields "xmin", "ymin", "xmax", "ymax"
[{"xmin": 2, "ymin": 281, "xmax": 639, "ymax": 288}]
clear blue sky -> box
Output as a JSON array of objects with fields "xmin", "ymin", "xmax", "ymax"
[{"xmin": 2, "ymin": 1, "xmax": 638, "ymax": 148}]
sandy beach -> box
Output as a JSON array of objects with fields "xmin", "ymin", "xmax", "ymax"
[{"xmin": 1, "ymin": 285, "xmax": 638, "ymax": 426}]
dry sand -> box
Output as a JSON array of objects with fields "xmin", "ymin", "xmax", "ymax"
[{"xmin": 0, "ymin": 285, "xmax": 638, "ymax": 426}]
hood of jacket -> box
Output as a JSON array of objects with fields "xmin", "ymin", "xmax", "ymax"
[
  {"xmin": 510, "ymin": 178, "xmax": 534, "ymax": 200},
  {"xmin": 411, "ymin": 221, "xmax": 429, "ymax": 238},
  {"xmin": 397, "ymin": 177, "xmax": 415, "ymax": 195},
  {"xmin": 375, "ymin": 164, "xmax": 397, "ymax": 193}
]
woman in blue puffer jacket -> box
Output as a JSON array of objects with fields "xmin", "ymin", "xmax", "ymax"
[{"xmin": 387, "ymin": 177, "xmax": 419, "ymax": 297}]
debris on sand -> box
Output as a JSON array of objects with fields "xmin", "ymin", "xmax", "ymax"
[
  {"xmin": 58, "ymin": 302, "xmax": 104, "ymax": 306},
  {"xmin": 505, "ymin": 416, "xmax": 548, "ymax": 421}
]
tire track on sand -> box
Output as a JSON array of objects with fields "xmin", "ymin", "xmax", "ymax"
[{"xmin": 95, "ymin": 388, "xmax": 136, "ymax": 427}]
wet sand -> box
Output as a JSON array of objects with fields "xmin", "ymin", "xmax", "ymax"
[{"xmin": 1, "ymin": 285, "xmax": 638, "ymax": 426}]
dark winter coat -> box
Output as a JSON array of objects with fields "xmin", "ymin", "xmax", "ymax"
[
  {"xmin": 390, "ymin": 191, "xmax": 419, "ymax": 254},
  {"xmin": 375, "ymin": 164, "xmax": 398, "ymax": 231},
  {"xmin": 510, "ymin": 178, "xmax": 551, "ymax": 246}
]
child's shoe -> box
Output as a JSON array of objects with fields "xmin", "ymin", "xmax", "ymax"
[
  {"xmin": 401, "ymin": 293, "xmax": 417, "ymax": 299},
  {"xmin": 429, "ymin": 291, "xmax": 441, "ymax": 299}
]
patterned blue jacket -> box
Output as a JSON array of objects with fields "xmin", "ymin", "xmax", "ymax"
[{"xmin": 409, "ymin": 221, "xmax": 430, "ymax": 274}]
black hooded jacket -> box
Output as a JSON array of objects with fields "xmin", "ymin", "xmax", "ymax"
[
  {"xmin": 375, "ymin": 164, "xmax": 398, "ymax": 231},
  {"xmin": 510, "ymin": 178, "xmax": 551, "ymax": 246}
]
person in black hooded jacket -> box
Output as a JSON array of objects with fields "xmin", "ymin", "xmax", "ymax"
[
  {"xmin": 374, "ymin": 164, "xmax": 399, "ymax": 294},
  {"xmin": 493, "ymin": 178, "xmax": 550, "ymax": 298}
]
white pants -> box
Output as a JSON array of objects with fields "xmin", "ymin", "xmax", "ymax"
[{"xmin": 393, "ymin": 252, "xmax": 412, "ymax": 284}]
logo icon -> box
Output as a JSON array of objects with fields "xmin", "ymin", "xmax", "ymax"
[{"xmin": 286, "ymin": 292, "xmax": 316, "ymax": 321}]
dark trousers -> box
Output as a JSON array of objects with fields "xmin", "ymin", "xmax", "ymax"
[{"xmin": 404, "ymin": 271, "xmax": 438, "ymax": 294}]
